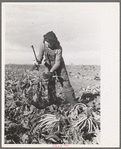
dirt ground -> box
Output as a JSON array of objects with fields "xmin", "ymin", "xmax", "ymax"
[{"xmin": 57, "ymin": 65, "xmax": 100, "ymax": 97}]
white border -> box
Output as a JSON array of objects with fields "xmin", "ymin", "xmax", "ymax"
[
  {"xmin": 2, "ymin": 3, "xmax": 5, "ymax": 147},
  {"xmin": 2, "ymin": 2, "xmax": 120, "ymax": 148}
]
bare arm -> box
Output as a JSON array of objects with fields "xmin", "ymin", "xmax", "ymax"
[{"xmin": 50, "ymin": 48, "xmax": 62, "ymax": 72}]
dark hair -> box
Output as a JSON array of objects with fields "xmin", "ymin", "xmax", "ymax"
[{"xmin": 43, "ymin": 31, "xmax": 58, "ymax": 41}]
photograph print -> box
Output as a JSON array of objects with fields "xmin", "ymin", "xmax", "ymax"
[{"xmin": 2, "ymin": 2, "xmax": 119, "ymax": 147}]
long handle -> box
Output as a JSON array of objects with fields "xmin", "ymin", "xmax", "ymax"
[
  {"xmin": 31, "ymin": 45, "xmax": 38, "ymax": 62},
  {"xmin": 31, "ymin": 45, "xmax": 39, "ymax": 71}
]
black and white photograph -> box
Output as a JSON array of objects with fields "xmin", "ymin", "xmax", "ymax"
[{"xmin": 2, "ymin": 2, "xmax": 119, "ymax": 148}]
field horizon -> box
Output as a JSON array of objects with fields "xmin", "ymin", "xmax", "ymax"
[{"xmin": 5, "ymin": 64, "xmax": 101, "ymax": 66}]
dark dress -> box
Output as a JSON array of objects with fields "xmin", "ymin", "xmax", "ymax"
[{"xmin": 37, "ymin": 41, "xmax": 75, "ymax": 105}]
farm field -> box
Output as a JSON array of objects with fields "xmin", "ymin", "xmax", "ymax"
[{"xmin": 4, "ymin": 64, "xmax": 100, "ymax": 144}]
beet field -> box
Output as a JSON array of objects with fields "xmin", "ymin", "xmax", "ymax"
[{"xmin": 4, "ymin": 64, "xmax": 100, "ymax": 145}]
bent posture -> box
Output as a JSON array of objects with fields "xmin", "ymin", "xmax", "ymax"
[{"xmin": 34, "ymin": 31, "xmax": 75, "ymax": 105}]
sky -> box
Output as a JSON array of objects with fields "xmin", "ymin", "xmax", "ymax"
[{"xmin": 2, "ymin": 2, "xmax": 119, "ymax": 65}]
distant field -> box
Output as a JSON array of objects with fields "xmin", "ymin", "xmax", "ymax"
[{"xmin": 5, "ymin": 64, "xmax": 100, "ymax": 96}]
